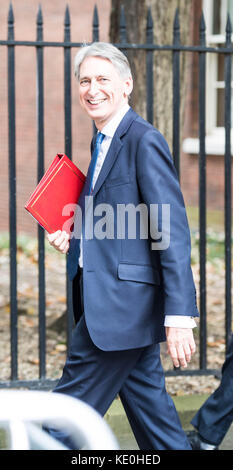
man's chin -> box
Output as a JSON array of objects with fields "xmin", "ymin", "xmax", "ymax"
[{"xmin": 86, "ymin": 110, "xmax": 108, "ymax": 125}]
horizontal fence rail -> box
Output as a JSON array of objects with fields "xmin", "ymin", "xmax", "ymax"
[
  {"xmin": 0, "ymin": 3, "xmax": 232, "ymax": 389},
  {"xmin": 2, "ymin": 40, "xmax": 233, "ymax": 53}
]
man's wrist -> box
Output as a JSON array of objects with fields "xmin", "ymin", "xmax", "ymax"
[{"xmin": 164, "ymin": 315, "xmax": 197, "ymax": 328}]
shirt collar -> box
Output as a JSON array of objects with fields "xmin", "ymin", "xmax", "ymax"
[{"xmin": 101, "ymin": 103, "xmax": 130, "ymax": 138}]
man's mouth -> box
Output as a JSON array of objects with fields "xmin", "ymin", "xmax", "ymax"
[{"xmin": 87, "ymin": 98, "xmax": 107, "ymax": 105}]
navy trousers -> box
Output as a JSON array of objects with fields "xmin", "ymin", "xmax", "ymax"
[
  {"xmin": 47, "ymin": 271, "xmax": 190, "ymax": 450},
  {"xmin": 191, "ymin": 335, "xmax": 233, "ymax": 446}
]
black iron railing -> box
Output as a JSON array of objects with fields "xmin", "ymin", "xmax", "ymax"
[{"xmin": 0, "ymin": 4, "xmax": 232, "ymax": 388}]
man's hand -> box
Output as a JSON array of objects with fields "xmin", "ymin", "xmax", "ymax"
[
  {"xmin": 47, "ymin": 230, "xmax": 70, "ymax": 254},
  {"xmin": 166, "ymin": 327, "xmax": 196, "ymax": 368}
]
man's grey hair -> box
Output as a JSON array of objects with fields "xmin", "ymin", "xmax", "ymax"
[{"xmin": 74, "ymin": 42, "xmax": 132, "ymax": 80}]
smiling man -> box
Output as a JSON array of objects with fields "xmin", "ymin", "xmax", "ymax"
[
  {"xmin": 47, "ymin": 42, "xmax": 199, "ymax": 450},
  {"xmin": 78, "ymin": 54, "xmax": 133, "ymax": 128}
]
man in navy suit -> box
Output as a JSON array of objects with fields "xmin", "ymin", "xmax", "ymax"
[{"xmin": 47, "ymin": 42, "xmax": 199, "ymax": 450}]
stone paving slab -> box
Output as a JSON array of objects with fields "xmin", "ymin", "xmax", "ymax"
[{"xmin": 104, "ymin": 395, "xmax": 233, "ymax": 450}]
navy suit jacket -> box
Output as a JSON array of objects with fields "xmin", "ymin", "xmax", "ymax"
[{"xmin": 70, "ymin": 107, "xmax": 199, "ymax": 351}]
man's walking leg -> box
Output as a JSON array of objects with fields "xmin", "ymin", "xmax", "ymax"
[
  {"xmin": 45, "ymin": 315, "xmax": 144, "ymax": 449},
  {"xmin": 119, "ymin": 344, "xmax": 191, "ymax": 450}
]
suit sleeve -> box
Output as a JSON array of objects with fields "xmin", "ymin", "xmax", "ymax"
[{"xmin": 136, "ymin": 128, "xmax": 199, "ymax": 318}]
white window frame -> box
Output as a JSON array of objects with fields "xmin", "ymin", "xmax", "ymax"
[{"xmin": 183, "ymin": 0, "xmax": 233, "ymax": 155}]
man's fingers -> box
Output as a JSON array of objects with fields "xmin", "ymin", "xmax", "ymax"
[
  {"xmin": 168, "ymin": 343, "xmax": 187, "ymax": 368},
  {"xmin": 54, "ymin": 232, "xmax": 65, "ymax": 247},
  {"xmin": 183, "ymin": 342, "xmax": 192, "ymax": 363},
  {"xmin": 47, "ymin": 230, "xmax": 61, "ymax": 243},
  {"xmin": 189, "ymin": 338, "xmax": 196, "ymax": 355},
  {"xmin": 167, "ymin": 345, "xmax": 180, "ymax": 368},
  {"xmin": 59, "ymin": 237, "xmax": 69, "ymax": 251},
  {"xmin": 47, "ymin": 230, "xmax": 70, "ymax": 253},
  {"xmin": 166, "ymin": 327, "xmax": 196, "ymax": 368},
  {"xmin": 177, "ymin": 344, "xmax": 188, "ymax": 368},
  {"xmin": 59, "ymin": 237, "xmax": 70, "ymax": 254}
]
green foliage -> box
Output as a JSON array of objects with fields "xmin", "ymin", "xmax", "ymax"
[
  {"xmin": 0, "ymin": 232, "xmax": 55, "ymax": 256},
  {"xmin": 190, "ymin": 229, "xmax": 228, "ymax": 265}
]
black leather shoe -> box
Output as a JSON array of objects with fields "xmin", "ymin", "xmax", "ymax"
[{"xmin": 186, "ymin": 430, "xmax": 219, "ymax": 450}]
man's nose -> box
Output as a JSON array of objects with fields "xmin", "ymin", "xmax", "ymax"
[{"xmin": 88, "ymin": 79, "xmax": 99, "ymax": 96}]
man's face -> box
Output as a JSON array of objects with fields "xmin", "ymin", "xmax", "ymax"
[{"xmin": 78, "ymin": 56, "xmax": 133, "ymax": 130}]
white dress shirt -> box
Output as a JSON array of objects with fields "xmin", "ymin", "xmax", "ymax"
[{"xmin": 79, "ymin": 103, "xmax": 196, "ymax": 329}]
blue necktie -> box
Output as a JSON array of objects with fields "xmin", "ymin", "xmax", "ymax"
[
  {"xmin": 67, "ymin": 132, "xmax": 105, "ymax": 281},
  {"xmin": 88, "ymin": 132, "xmax": 105, "ymax": 194}
]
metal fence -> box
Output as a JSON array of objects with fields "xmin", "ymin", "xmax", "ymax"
[{"xmin": 0, "ymin": 4, "xmax": 232, "ymax": 389}]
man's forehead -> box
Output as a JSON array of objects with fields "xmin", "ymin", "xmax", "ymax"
[{"xmin": 79, "ymin": 56, "xmax": 116, "ymax": 76}]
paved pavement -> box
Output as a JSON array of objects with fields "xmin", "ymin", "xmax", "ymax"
[
  {"xmin": 0, "ymin": 393, "xmax": 232, "ymax": 450},
  {"xmin": 104, "ymin": 394, "xmax": 233, "ymax": 450}
]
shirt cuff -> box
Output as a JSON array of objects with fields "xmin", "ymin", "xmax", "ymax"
[{"xmin": 164, "ymin": 315, "xmax": 197, "ymax": 328}]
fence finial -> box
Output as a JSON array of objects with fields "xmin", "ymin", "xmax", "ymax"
[
  {"xmin": 146, "ymin": 7, "xmax": 153, "ymax": 30},
  {"xmin": 8, "ymin": 3, "xmax": 14, "ymax": 24},
  {"xmin": 93, "ymin": 4, "xmax": 99, "ymax": 28},
  {"xmin": 8, "ymin": 3, "xmax": 14, "ymax": 40},
  {"xmin": 226, "ymin": 13, "xmax": 232, "ymax": 45},
  {"xmin": 199, "ymin": 11, "xmax": 206, "ymax": 32},
  {"xmin": 64, "ymin": 4, "xmax": 71, "ymax": 42},
  {"xmin": 37, "ymin": 5, "xmax": 43, "ymax": 41},
  {"xmin": 173, "ymin": 8, "xmax": 180, "ymax": 32},
  {"xmin": 64, "ymin": 4, "xmax": 70, "ymax": 27},
  {"xmin": 226, "ymin": 13, "xmax": 232, "ymax": 33},
  {"xmin": 119, "ymin": 5, "xmax": 126, "ymax": 43},
  {"xmin": 173, "ymin": 8, "xmax": 180, "ymax": 43},
  {"xmin": 92, "ymin": 5, "xmax": 99, "ymax": 42},
  {"xmin": 146, "ymin": 7, "xmax": 153, "ymax": 43},
  {"xmin": 199, "ymin": 11, "xmax": 206, "ymax": 45},
  {"xmin": 37, "ymin": 4, "xmax": 43, "ymax": 26}
]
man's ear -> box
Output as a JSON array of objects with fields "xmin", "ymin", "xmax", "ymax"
[{"xmin": 124, "ymin": 76, "xmax": 133, "ymax": 98}]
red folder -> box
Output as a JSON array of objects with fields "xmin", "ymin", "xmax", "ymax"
[{"xmin": 25, "ymin": 154, "xmax": 86, "ymax": 234}]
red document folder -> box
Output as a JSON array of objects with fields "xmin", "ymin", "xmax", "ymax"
[{"xmin": 25, "ymin": 154, "xmax": 86, "ymax": 234}]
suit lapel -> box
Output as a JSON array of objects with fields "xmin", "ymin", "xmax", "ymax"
[{"xmin": 92, "ymin": 107, "xmax": 138, "ymax": 197}]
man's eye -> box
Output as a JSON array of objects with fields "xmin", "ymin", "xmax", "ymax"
[
  {"xmin": 80, "ymin": 79, "xmax": 89, "ymax": 86},
  {"xmin": 99, "ymin": 78, "xmax": 108, "ymax": 82}
]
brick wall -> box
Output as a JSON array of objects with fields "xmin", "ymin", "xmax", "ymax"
[
  {"xmin": 0, "ymin": 0, "xmax": 110, "ymax": 235},
  {"xmin": 0, "ymin": 0, "xmax": 228, "ymax": 238}
]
